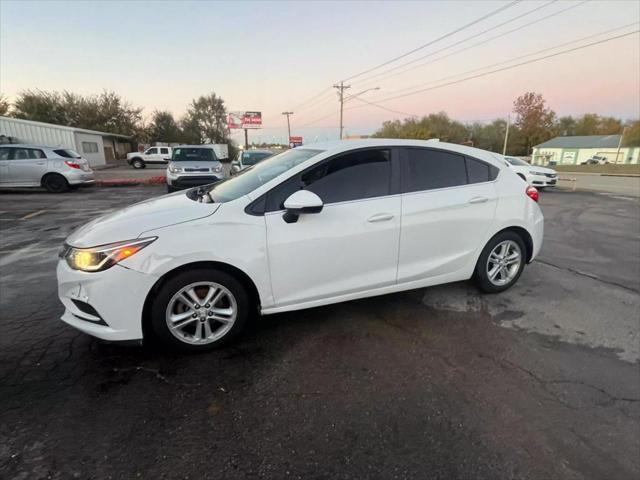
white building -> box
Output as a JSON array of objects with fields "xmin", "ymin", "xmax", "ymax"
[
  {"xmin": 531, "ymin": 135, "xmax": 639, "ymax": 165},
  {"xmin": 0, "ymin": 116, "xmax": 133, "ymax": 167}
]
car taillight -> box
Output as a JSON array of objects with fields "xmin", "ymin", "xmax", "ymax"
[
  {"xmin": 526, "ymin": 185, "xmax": 539, "ymax": 202},
  {"xmin": 64, "ymin": 161, "xmax": 81, "ymax": 169}
]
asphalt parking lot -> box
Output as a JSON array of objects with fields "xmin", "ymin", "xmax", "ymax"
[{"xmin": 0, "ymin": 185, "xmax": 638, "ymax": 479}]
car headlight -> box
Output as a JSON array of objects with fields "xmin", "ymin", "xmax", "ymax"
[
  {"xmin": 213, "ymin": 165, "xmax": 222, "ymax": 173},
  {"xmin": 530, "ymin": 170, "xmax": 548, "ymax": 176},
  {"xmin": 169, "ymin": 165, "xmax": 182, "ymax": 173},
  {"xmin": 63, "ymin": 237, "xmax": 157, "ymax": 272}
]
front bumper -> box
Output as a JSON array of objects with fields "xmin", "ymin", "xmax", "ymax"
[
  {"xmin": 529, "ymin": 173, "xmax": 557, "ymax": 187},
  {"xmin": 167, "ymin": 172, "xmax": 222, "ymax": 189},
  {"xmin": 57, "ymin": 260, "xmax": 157, "ymax": 341}
]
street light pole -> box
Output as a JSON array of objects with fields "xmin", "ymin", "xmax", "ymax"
[
  {"xmin": 333, "ymin": 81, "xmax": 351, "ymax": 139},
  {"xmin": 502, "ymin": 114, "xmax": 510, "ymax": 156},
  {"xmin": 615, "ymin": 126, "xmax": 628, "ymax": 164},
  {"xmin": 282, "ymin": 111, "xmax": 294, "ymax": 142}
]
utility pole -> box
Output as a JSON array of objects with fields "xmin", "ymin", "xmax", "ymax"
[
  {"xmin": 333, "ymin": 81, "xmax": 351, "ymax": 139},
  {"xmin": 244, "ymin": 128, "xmax": 248, "ymax": 150},
  {"xmin": 615, "ymin": 126, "xmax": 628, "ymax": 164},
  {"xmin": 502, "ymin": 114, "xmax": 510, "ymax": 156},
  {"xmin": 282, "ymin": 111, "xmax": 294, "ymax": 142}
]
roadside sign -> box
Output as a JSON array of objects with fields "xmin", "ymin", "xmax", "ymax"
[
  {"xmin": 228, "ymin": 111, "xmax": 262, "ymax": 129},
  {"xmin": 289, "ymin": 136, "xmax": 303, "ymax": 147}
]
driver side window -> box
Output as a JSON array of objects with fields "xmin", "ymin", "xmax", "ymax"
[{"xmin": 265, "ymin": 148, "xmax": 391, "ymax": 212}]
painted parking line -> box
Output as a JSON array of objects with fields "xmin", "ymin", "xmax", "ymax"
[{"xmin": 20, "ymin": 210, "xmax": 48, "ymax": 220}]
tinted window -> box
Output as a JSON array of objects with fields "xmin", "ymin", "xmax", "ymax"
[
  {"xmin": 172, "ymin": 148, "xmax": 215, "ymax": 162},
  {"xmin": 160, "ymin": 148, "xmax": 169, "ymax": 154},
  {"xmin": 466, "ymin": 157, "xmax": 491, "ymax": 183},
  {"xmin": 54, "ymin": 149, "xmax": 80, "ymax": 158},
  {"xmin": 403, "ymin": 148, "xmax": 466, "ymax": 192},
  {"xmin": 266, "ymin": 149, "xmax": 390, "ymax": 210},
  {"xmin": 0, "ymin": 148, "xmax": 9, "ymax": 160},
  {"xmin": 242, "ymin": 151, "xmax": 272, "ymax": 166}
]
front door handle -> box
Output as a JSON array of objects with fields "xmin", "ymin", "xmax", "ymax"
[
  {"xmin": 468, "ymin": 196, "xmax": 489, "ymax": 204},
  {"xmin": 367, "ymin": 213, "xmax": 394, "ymax": 223},
  {"xmin": 36, "ymin": 161, "xmax": 46, "ymax": 165}
]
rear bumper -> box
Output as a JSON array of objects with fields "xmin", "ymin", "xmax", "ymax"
[
  {"xmin": 57, "ymin": 260, "xmax": 157, "ymax": 341},
  {"xmin": 67, "ymin": 171, "xmax": 96, "ymax": 186}
]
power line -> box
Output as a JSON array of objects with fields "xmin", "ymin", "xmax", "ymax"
[
  {"xmin": 351, "ymin": 97, "xmax": 419, "ymax": 118},
  {"xmin": 350, "ymin": 30, "xmax": 640, "ymax": 108},
  {"xmin": 365, "ymin": 21, "xmax": 639, "ymax": 101},
  {"xmin": 354, "ymin": 0, "xmax": 589, "ymax": 89},
  {"xmin": 341, "ymin": 0, "xmax": 522, "ymax": 82},
  {"xmin": 352, "ymin": 0, "xmax": 561, "ymax": 87}
]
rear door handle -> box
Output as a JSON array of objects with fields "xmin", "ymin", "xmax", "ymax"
[
  {"xmin": 468, "ymin": 196, "xmax": 488, "ymax": 204},
  {"xmin": 367, "ymin": 213, "xmax": 394, "ymax": 223}
]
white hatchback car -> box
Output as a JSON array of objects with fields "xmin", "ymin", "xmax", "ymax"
[
  {"xmin": 57, "ymin": 139, "xmax": 543, "ymax": 351},
  {"xmin": 0, "ymin": 144, "xmax": 95, "ymax": 192}
]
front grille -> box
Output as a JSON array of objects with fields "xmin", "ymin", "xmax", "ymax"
[
  {"xmin": 185, "ymin": 168, "xmax": 210, "ymax": 173},
  {"xmin": 545, "ymin": 173, "xmax": 557, "ymax": 178}
]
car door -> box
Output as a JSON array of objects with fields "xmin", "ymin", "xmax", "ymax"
[
  {"xmin": 397, "ymin": 147, "xmax": 498, "ymax": 283},
  {"xmin": 159, "ymin": 147, "xmax": 171, "ymax": 164},
  {"xmin": 8, "ymin": 147, "xmax": 48, "ymax": 186},
  {"xmin": 264, "ymin": 147, "xmax": 401, "ymax": 307},
  {"xmin": 0, "ymin": 147, "xmax": 10, "ymax": 184},
  {"xmin": 145, "ymin": 147, "xmax": 160, "ymax": 164}
]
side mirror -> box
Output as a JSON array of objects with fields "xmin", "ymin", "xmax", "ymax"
[{"xmin": 282, "ymin": 190, "xmax": 323, "ymax": 223}]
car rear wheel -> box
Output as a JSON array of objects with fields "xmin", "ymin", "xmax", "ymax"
[
  {"xmin": 150, "ymin": 268, "xmax": 250, "ymax": 351},
  {"xmin": 131, "ymin": 158, "xmax": 145, "ymax": 169},
  {"xmin": 474, "ymin": 232, "xmax": 526, "ymax": 293},
  {"xmin": 42, "ymin": 173, "xmax": 70, "ymax": 193}
]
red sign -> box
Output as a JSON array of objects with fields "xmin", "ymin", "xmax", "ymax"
[
  {"xmin": 289, "ymin": 136, "xmax": 303, "ymax": 147},
  {"xmin": 228, "ymin": 111, "xmax": 262, "ymax": 129}
]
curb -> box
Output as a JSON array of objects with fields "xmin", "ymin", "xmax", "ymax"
[{"xmin": 96, "ymin": 175, "xmax": 166, "ymax": 187}]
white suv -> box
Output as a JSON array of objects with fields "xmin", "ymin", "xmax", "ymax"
[
  {"xmin": 57, "ymin": 139, "xmax": 543, "ymax": 351},
  {"xmin": 0, "ymin": 144, "xmax": 95, "ymax": 192},
  {"xmin": 127, "ymin": 146, "xmax": 172, "ymax": 169}
]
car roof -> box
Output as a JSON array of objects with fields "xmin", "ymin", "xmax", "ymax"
[
  {"xmin": 245, "ymin": 149, "xmax": 273, "ymax": 154},
  {"xmin": 173, "ymin": 144, "xmax": 220, "ymax": 149},
  {"xmin": 297, "ymin": 138, "xmax": 505, "ymax": 168},
  {"xmin": 0, "ymin": 143, "xmax": 59, "ymax": 149}
]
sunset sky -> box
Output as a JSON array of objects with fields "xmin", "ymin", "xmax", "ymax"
[{"xmin": 1, "ymin": 0, "xmax": 639, "ymax": 143}]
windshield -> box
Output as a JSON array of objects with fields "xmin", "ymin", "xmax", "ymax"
[
  {"xmin": 207, "ymin": 148, "xmax": 323, "ymax": 202},
  {"xmin": 172, "ymin": 147, "xmax": 216, "ymax": 162},
  {"xmin": 505, "ymin": 157, "xmax": 530, "ymax": 166},
  {"xmin": 242, "ymin": 151, "xmax": 272, "ymax": 166}
]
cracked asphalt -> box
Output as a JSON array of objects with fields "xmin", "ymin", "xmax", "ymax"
[{"xmin": 0, "ymin": 185, "xmax": 639, "ymax": 480}]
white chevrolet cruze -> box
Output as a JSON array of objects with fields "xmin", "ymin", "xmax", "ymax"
[{"xmin": 57, "ymin": 139, "xmax": 544, "ymax": 351}]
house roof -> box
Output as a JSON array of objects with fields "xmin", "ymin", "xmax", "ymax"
[
  {"xmin": 0, "ymin": 116, "xmax": 132, "ymax": 139},
  {"xmin": 534, "ymin": 135, "xmax": 622, "ymax": 149}
]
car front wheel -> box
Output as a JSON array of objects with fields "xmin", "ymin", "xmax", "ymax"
[
  {"xmin": 131, "ymin": 158, "xmax": 145, "ymax": 169},
  {"xmin": 475, "ymin": 232, "xmax": 526, "ymax": 293},
  {"xmin": 150, "ymin": 268, "xmax": 250, "ymax": 351}
]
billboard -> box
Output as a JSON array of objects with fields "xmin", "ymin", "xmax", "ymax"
[
  {"xmin": 289, "ymin": 136, "xmax": 303, "ymax": 148},
  {"xmin": 228, "ymin": 111, "xmax": 262, "ymax": 129}
]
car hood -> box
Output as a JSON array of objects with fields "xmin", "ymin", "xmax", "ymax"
[
  {"xmin": 66, "ymin": 191, "xmax": 220, "ymax": 247},
  {"xmin": 528, "ymin": 165, "xmax": 556, "ymax": 174}
]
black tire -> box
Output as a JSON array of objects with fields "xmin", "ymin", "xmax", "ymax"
[
  {"xmin": 474, "ymin": 231, "xmax": 527, "ymax": 294},
  {"xmin": 149, "ymin": 268, "xmax": 251, "ymax": 352},
  {"xmin": 42, "ymin": 173, "xmax": 70, "ymax": 193},
  {"xmin": 131, "ymin": 158, "xmax": 145, "ymax": 169}
]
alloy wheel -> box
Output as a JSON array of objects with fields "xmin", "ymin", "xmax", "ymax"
[
  {"xmin": 165, "ymin": 281, "xmax": 237, "ymax": 345},
  {"xmin": 486, "ymin": 240, "xmax": 522, "ymax": 286}
]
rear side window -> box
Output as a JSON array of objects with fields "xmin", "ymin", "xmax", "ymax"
[
  {"xmin": 466, "ymin": 157, "xmax": 499, "ymax": 183},
  {"xmin": 402, "ymin": 148, "xmax": 467, "ymax": 192},
  {"xmin": 11, "ymin": 148, "xmax": 45, "ymax": 160},
  {"xmin": 160, "ymin": 148, "xmax": 170, "ymax": 154},
  {"xmin": 266, "ymin": 148, "xmax": 391, "ymax": 211},
  {"xmin": 54, "ymin": 149, "xmax": 80, "ymax": 158}
]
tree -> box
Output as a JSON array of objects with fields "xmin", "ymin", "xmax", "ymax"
[
  {"xmin": 183, "ymin": 93, "xmax": 229, "ymax": 144},
  {"xmin": 556, "ymin": 116, "xmax": 577, "ymax": 136},
  {"xmin": 622, "ymin": 120, "xmax": 640, "ymax": 147},
  {"xmin": 12, "ymin": 90, "xmax": 67, "ymax": 125},
  {"xmin": 0, "ymin": 94, "xmax": 10, "ymax": 116},
  {"xmin": 468, "ymin": 119, "xmax": 508, "ymax": 153},
  {"xmin": 513, "ymin": 92, "xmax": 556, "ymax": 154},
  {"xmin": 149, "ymin": 110, "xmax": 183, "ymax": 143},
  {"xmin": 372, "ymin": 112, "xmax": 468, "ymax": 143}
]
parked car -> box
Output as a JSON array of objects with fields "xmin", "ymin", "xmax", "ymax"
[
  {"xmin": 231, "ymin": 149, "xmax": 273, "ymax": 175},
  {"xmin": 581, "ymin": 155, "xmax": 608, "ymax": 165},
  {"xmin": 166, "ymin": 144, "xmax": 229, "ymax": 192},
  {"xmin": 504, "ymin": 156, "xmax": 558, "ymax": 188},
  {"xmin": 57, "ymin": 139, "xmax": 543, "ymax": 351},
  {"xmin": 0, "ymin": 144, "xmax": 95, "ymax": 193},
  {"xmin": 127, "ymin": 146, "xmax": 172, "ymax": 169}
]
